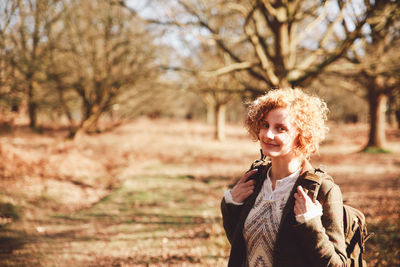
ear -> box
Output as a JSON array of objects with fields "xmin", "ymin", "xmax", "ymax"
[
  {"xmin": 294, "ymin": 133, "xmax": 303, "ymax": 154},
  {"xmin": 294, "ymin": 132, "xmax": 301, "ymax": 146}
]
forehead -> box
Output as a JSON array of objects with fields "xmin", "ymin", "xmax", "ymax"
[{"xmin": 264, "ymin": 108, "xmax": 294, "ymax": 124}]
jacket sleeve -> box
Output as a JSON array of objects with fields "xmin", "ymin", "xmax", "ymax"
[
  {"xmin": 221, "ymin": 197, "xmax": 244, "ymax": 244},
  {"xmin": 295, "ymin": 183, "xmax": 347, "ymax": 266},
  {"xmin": 221, "ymin": 164, "xmax": 267, "ymax": 246}
]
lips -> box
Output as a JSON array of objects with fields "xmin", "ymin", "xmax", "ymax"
[{"xmin": 262, "ymin": 141, "xmax": 279, "ymax": 147}]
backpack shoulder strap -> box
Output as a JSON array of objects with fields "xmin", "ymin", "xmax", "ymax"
[
  {"xmin": 302, "ymin": 168, "xmax": 333, "ymax": 201},
  {"xmin": 249, "ymin": 149, "xmax": 267, "ymax": 171},
  {"xmin": 243, "ymin": 149, "xmax": 270, "ymax": 186}
]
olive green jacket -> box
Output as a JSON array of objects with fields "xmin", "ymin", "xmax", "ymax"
[{"xmin": 221, "ymin": 163, "xmax": 347, "ymax": 267}]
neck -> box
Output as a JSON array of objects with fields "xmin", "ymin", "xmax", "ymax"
[{"xmin": 269, "ymin": 156, "xmax": 303, "ymax": 184}]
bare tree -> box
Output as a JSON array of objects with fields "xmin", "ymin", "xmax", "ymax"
[
  {"xmin": 8, "ymin": 0, "xmax": 65, "ymax": 130},
  {"xmin": 8, "ymin": 0, "xmax": 64, "ymax": 131},
  {"xmin": 0, "ymin": 1, "xmax": 18, "ymax": 113},
  {"xmin": 119, "ymin": 0, "xmax": 385, "ymax": 140},
  {"xmin": 354, "ymin": 1, "xmax": 399, "ymax": 150},
  {"xmin": 2, "ymin": 0, "xmax": 162, "ymax": 136},
  {"xmin": 185, "ymin": 43, "xmax": 245, "ymax": 140},
  {"xmin": 55, "ymin": 0, "xmax": 158, "ymax": 137},
  {"xmin": 326, "ymin": 0, "xmax": 400, "ymax": 150},
  {"xmin": 155, "ymin": 0, "xmax": 379, "ymax": 89}
]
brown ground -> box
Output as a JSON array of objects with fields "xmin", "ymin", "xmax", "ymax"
[{"xmin": 0, "ymin": 118, "xmax": 399, "ymax": 266}]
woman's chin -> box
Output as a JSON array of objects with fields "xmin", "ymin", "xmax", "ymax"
[{"xmin": 261, "ymin": 149, "xmax": 279, "ymax": 158}]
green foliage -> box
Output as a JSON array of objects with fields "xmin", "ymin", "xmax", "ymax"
[
  {"xmin": 0, "ymin": 203, "xmax": 20, "ymax": 221},
  {"xmin": 361, "ymin": 146, "xmax": 391, "ymax": 154},
  {"xmin": 367, "ymin": 221, "xmax": 400, "ymax": 266}
]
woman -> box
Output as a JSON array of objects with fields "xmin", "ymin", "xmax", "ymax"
[{"xmin": 221, "ymin": 88, "xmax": 347, "ymax": 267}]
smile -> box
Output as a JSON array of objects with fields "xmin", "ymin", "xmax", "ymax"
[{"xmin": 262, "ymin": 141, "xmax": 279, "ymax": 147}]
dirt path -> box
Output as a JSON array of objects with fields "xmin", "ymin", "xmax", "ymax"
[
  {"xmin": 1, "ymin": 119, "xmax": 399, "ymax": 266},
  {"xmin": 1, "ymin": 174, "xmax": 229, "ymax": 266}
]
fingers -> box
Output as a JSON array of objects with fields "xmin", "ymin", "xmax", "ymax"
[
  {"xmin": 314, "ymin": 199, "xmax": 322, "ymax": 206},
  {"xmin": 231, "ymin": 168, "xmax": 261, "ymax": 203},
  {"xmin": 234, "ymin": 180, "xmax": 255, "ymax": 193},
  {"xmin": 241, "ymin": 181, "xmax": 255, "ymax": 189},
  {"xmin": 294, "ymin": 192, "xmax": 301, "ymax": 201},
  {"xmin": 232, "ymin": 179, "xmax": 254, "ymax": 193},
  {"xmin": 231, "ymin": 186, "xmax": 254, "ymax": 203},
  {"xmin": 294, "ymin": 187, "xmax": 308, "ymax": 216},
  {"xmin": 294, "ymin": 186, "xmax": 321, "ymax": 216},
  {"xmin": 294, "ymin": 192, "xmax": 305, "ymax": 213},
  {"xmin": 231, "ymin": 169, "xmax": 258, "ymax": 203},
  {"xmin": 240, "ymin": 169, "xmax": 258, "ymax": 183},
  {"xmin": 294, "ymin": 202, "xmax": 302, "ymax": 215},
  {"xmin": 297, "ymin": 185, "xmax": 308, "ymax": 199},
  {"xmin": 240, "ymin": 188, "xmax": 254, "ymax": 198}
]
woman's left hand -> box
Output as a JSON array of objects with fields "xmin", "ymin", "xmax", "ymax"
[{"xmin": 293, "ymin": 185, "xmax": 320, "ymax": 216}]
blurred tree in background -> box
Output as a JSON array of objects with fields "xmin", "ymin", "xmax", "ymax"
[
  {"xmin": 50, "ymin": 0, "xmax": 158, "ymax": 138},
  {"xmin": 322, "ymin": 0, "xmax": 400, "ymax": 149},
  {"xmin": 0, "ymin": 0, "xmax": 399, "ymax": 148},
  {"xmin": 0, "ymin": 0, "xmax": 160, "ymax": 137},
  {"xmin": 8, "ymin": 0, "xmax": 63, "ymax": 131},
  {"xmin": 161, "ymin": 0, "xmax": 370, "ymax": 88},
  {"xmin": 179, "ymin": 42, "xmax": 246, "ymax": 140},
  {"xmin": 128, "ymin": 0, "xmax": 398, "ymax": 144},
  {"xmin": 347, "ymin": 0, "xmax": 400, "ymax": 149},
  {"xmin": 0, "ymin": 1, "xmax": 17, "ymax": 119}
]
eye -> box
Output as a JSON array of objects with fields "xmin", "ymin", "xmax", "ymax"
[
  {"xmin": 263, "ymin": 122, "xmax": 269, "ymax": 128},
  {"xmin": 278, "ymin": 126, "xmax": 287, "ymax": 132}
]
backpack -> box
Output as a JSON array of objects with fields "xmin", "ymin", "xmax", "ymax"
[
  {"xmin": 302, "ymin": 169, "xmax": 373, "ymax": 267},
  {"xmin": 248, "ymin": 152, "xmax": 373, "ymax": 267}
]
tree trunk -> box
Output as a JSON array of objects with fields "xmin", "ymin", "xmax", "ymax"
[
  {"xmin": 214, "ymin": 103, "xmax": 226, "ymax": 141},
  {"xmin": 387, "ymin": 96, "xmax": 398, "ymax": 128},
  {"xmin": 82, "ymin": 100, "xmax": 91, "ymax": 123},
  {"xmin": 59, "ymin": 89, "xmax": 74, "ymax": 119},
  {"xmin": 27, "ymin": 83, "xmax": 38, "ymax": 131},
  {"xmin": 202, "ymin": 93, "xmax": 216, "ymax": 124},
  {"xmin": 72, "ymin": 105, "xmax": 104, "ymax": 139},
  {"xmin": 72, "ymin": 114, "xmax": 98, "ymax": 139},
  {"xmin": 365, "ymin": 92, "xmax": 387, "ymax": 149},
  {"xmin": 206, "ymin": 101, "xmax": 215, "ymax": 124},
  {"xmin": 58, "ymin": 89, "xmax": 77, "ymax": 138},
  {"xmin": 396, "ymin": 110, "xmax": 400, "ymax": 129}
]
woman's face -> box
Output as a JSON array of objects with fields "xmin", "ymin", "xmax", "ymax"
[{"xmin": 258, "ymin": 108, "xmax": 299, "ymax": 160}]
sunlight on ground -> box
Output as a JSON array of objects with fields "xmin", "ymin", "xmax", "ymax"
[{"xmin": 1, "ymin": 118, "xmax": 399, "ymax": 266}]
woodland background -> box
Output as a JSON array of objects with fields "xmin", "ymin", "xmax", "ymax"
[{"xmin": 0, "ymin": 0, "xmax": 399, "ymax": 266}]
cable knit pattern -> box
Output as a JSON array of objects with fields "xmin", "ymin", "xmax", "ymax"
[
  {"xmin": 221, "ymin": 163, "xmax": 347, "ymax": 267},
  {"xmin": 243, "ymin": 190, "xmax": 282, "ymax": 267}
]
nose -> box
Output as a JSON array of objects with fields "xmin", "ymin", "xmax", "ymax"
[
  {"xmin": 261, "ymin": 128, "xmax": 274, "ymax": 140},
  {"xmin": 266, "ymin": 128, "xmax": 274, "ymax": 139}
]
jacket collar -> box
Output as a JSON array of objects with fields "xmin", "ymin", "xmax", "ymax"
[
  {"xmin": 273, "ymin": 159, "xmax": 313, "ymax": 256},
  {"xmin": 300, "ymin": 159, "xmax": 313, "ymax": 175}
]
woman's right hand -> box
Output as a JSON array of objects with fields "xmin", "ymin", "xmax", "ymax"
[{"xmin": 231, "ymin": 169, "xmax": 258, "ymax": 203}]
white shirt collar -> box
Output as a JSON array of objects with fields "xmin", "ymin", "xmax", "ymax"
[
  {"xmin": 266, "ymin": 167, "xmax": 302, "ymax": 184},
  {"xmin": 263, "ymin": 166, "xmax": 302, "ymax": 201}
]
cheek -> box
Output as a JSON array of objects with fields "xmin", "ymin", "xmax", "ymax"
[
  {"xmin": 258, "ymin": 129, "xmax": 266, "ymax": 139},
  {"xmin": 281, "ymin": 133, "xmax": 297, "ymax": 146},
  {"xmin": 290, "ymin": 134, "xmax": 300, "ymax": 149}
]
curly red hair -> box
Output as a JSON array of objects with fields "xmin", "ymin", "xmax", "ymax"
[{"xmin": 245, "ymin": 88, "xmax": 329, "ymax": 157}]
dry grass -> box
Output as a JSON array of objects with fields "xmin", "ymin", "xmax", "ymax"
[{"xmin": 0, "ymin": 117, "xmax": 399, "ymax": 266}]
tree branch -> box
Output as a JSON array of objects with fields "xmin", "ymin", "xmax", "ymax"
[
  {"xmin": 292, "ymin": 8, "xmax": 371, "ymax": 85},
  {"xmin": 242, "ymin": 4, "xmax": 282, "ymax": 85},
  {"xmin": 200, "ymin": 61, "xmax": 258, "ymax": 77}
]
